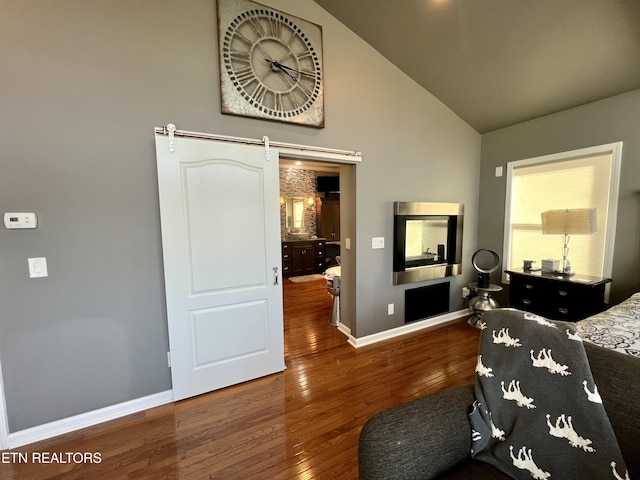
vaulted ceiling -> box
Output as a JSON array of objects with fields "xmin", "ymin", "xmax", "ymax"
[{"xmin": 313, "ymin": 0, "xmax": 640, "ymax": 133}]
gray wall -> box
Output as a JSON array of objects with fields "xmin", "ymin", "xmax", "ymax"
[
  {"xmin": 0, "ymin": 0, "xmax": 479, "ymax": 432},
  {"xmin": 479, "ymin": 89, "xmax": 640, "ymax": 305}
]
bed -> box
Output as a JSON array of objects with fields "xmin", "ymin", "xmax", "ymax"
[{"xmin": 576, "ymin": 292, "xmax": 640, "ymax": 357}]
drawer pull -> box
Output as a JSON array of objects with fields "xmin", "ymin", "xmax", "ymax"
[
  {"xmin": 558, "ymin": 307, "xmax": 569, "ymax": 315},
  {"xmin": 558, "ymin": 290, "xmax": 568, "ymax": 296},
  {"xmin": 525, "ymin": 284, "xmax": 534, "ymax": 290},
  {"xmin": 522, "ymin": 299, "xmax": 532, "ymax": 305}
]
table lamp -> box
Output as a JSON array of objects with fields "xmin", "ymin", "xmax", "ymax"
[{"xmin": 541, "ymin": 208, "xmax": 597, "ymax": 276}]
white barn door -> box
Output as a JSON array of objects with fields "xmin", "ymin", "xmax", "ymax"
[{"xmin": 155, "ymin": 132, "xmax": 284, "ymax": 401}]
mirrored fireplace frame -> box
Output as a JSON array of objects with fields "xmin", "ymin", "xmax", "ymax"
[{"xmin": 393, "ymin": 202, "xmax": 464, "ymax": 285}]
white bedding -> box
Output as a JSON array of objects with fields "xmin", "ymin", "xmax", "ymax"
[{"xmin": 576, "ymin": 292, "xmax": 640, "ymax": 357}]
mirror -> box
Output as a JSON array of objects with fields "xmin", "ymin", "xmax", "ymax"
[
  {"xmin": 285, "ymin": 197, "xmax": 305, "ymax": 230},
  {"xmin": 405, "ymin": 217, "xmax": 449, "ymax": 266}
]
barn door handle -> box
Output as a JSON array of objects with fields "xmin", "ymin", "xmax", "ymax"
[{"xmin": 273, "ymin": 267, "xmax": 279, "ymax": 285}]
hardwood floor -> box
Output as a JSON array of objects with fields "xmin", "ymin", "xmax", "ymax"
[{"xmin": 0, "ymin": 278, "xmax": 480, "ymax": 479}]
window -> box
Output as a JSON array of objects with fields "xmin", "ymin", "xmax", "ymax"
[{"xmin": 503, "ymin": 143, "xmax": 622, "ymax": 281}]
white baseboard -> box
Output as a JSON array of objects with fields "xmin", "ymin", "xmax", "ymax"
[
  {"xmin": 337, "ymin": 322, "xmax": 351, "ymax": 337},
  {"xmin": 346, "ymin": 309, "xmax": 472, "ymax": 348},
  {"xmin": 8, "ymin": 390, "xmax": 174, "ymax": 449}
]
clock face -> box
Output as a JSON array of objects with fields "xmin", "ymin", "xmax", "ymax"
[{"xmin": 218, "ymin": 0, "xmax": 324, "ymax": 127}]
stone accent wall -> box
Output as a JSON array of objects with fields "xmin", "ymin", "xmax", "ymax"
[{"xmin": 279, "ymin": 168, "xmax": 318, "ymax": 239}]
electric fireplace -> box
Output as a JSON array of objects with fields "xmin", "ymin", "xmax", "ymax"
[{"xmin": 393, "ymin": 202, "xmax": 464, "ymax": 285}]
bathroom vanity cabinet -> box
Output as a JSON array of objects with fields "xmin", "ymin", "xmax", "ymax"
[{"xmin": 282, "ymin": 239, "xmax": 326, "ymax": 278}]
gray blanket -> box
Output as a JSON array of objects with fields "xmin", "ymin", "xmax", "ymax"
[{"xmin": 470, "ymin": 309, "xmax": 629, "ymax": 480}]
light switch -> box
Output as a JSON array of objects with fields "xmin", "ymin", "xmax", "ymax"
[
  {"xmin": 345, "ymin": 238, "xmax": 351, "ymax": 250},
  {"xmin": 28, "ymin": 257, "xmax": 48, "ymax": 278},
  {"xmin": 372, "ymin": 237, "xmax": 385, "ymax": 249},
  {"xmin": 495, "ymin": 166, "xmax": 503, "ymax": 177}
]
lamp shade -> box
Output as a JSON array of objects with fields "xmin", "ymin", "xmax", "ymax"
[{"xmin": 541, "ymin": 208, "xmax": 597, "ymax": 235}]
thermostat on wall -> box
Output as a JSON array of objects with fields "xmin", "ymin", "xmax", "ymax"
[{"xmin": 4, "ymin": 212, "xmax": 38, "ymax": 229}]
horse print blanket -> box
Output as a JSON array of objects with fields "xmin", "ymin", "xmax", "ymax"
[{"xmin": 469, "ymin": 309, "xmax": 629, "ymax": 480}]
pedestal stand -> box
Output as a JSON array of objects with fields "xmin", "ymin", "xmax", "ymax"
[
  {"xmin": 468, "ymin": 282, "xmax": 502, "ymax": 328},
  {"xmin": 324, "ymin": 266, "xmax": 341, "ymax": 327},
  {"xmin": 328, "ymin": 277, "xmax": 340, "ymax": 326}
]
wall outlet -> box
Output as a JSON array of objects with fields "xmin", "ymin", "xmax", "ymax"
[
  {"xmin": 387, "ymin": 303, "xmax": 394, "ymax": 315},
  {"xmin": 462, "ymin": 286, "xmax": 471, "ymax": 298}
]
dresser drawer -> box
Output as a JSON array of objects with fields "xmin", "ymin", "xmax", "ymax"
[{"xmin": 509, "ymin": 279, "xmax": 538, "ymax": 299}]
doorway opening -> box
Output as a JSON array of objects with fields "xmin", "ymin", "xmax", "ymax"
[{"xmin": 279, "ymin": 157, "xmax": 354, "ymax": 357}]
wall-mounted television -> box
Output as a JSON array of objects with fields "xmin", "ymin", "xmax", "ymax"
[
  {"xmin": 393, "ymin": 202, "xmax": 464, "ymax": 285},
  {"xmin": 317, "ymin": 175, "xmax": 339, "ymax": 193}
]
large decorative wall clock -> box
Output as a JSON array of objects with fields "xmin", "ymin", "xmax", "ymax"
[{"xmin": 217, "ymin": 0, "xmax": 324, "ymax": 128}]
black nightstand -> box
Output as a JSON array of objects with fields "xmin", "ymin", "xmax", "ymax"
[{"xmin": 505, "ymin": 269, "xmax": 611, "ymax": 322}]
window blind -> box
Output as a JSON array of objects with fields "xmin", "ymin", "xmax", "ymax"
[{"xmin": 508, "ymin": 154, "xmax": 612, "ymax": 277}]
